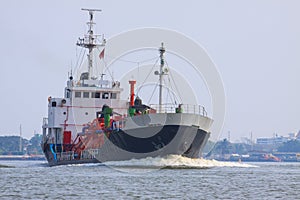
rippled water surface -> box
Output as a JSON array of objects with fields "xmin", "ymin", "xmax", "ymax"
[{"xmin": 1, "ymin": 156, "xmax": 299, "ymax": 199}]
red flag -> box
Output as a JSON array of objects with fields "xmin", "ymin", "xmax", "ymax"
[{"xmin": 99, "ymin": 48, "xmax": 105, "ymax": 59}]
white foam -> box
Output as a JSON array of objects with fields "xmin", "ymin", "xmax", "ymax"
[{"xmin": 103, "ymin": 154, "xmax": 258, "ymax": 169}]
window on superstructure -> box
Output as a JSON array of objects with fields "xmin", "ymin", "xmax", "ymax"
[
  {"xmin": 75, "ymin": 92, "xmax": 81, "ymax": 98},
  {"xmin": 66, "ymin": 91, "xmax": 70, "ymax": 98},
  {"xmin": 92, "ymin": 92, "xmax": 100, "ymax": 98},
  {"xmin": 52, "ymin": 101, "xmax": 57, "ymax": 107},
  {"xmin": 111, "ymin": 93, "xmax": 117, "ymax": 99},
  {"xmin": 102, "ymin": 92, "xmax": 109, "ymax": 99},
  {"xmin": 83, "ymin": 92, "xmax": 89, "ymax": 98}
]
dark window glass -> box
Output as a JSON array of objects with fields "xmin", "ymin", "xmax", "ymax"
[
  {"xmin": 83, "ymin": 92, "xmax": 89, "ymax": 98},
  {"xmin": 111, "ymin": 93, "xmax": 117, "ymax": 99},
  {"xmin": 92, "ymin": 92, "xmax": 100, "ymax": 98},
  {"xmin": 75, "ymin": 92, "xmax": 81, "ymax": 98}
]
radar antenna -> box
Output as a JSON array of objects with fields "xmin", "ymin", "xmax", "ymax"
[{"xmin": 76, "ymin": 8, "xmax": 106, "ymax": 80}]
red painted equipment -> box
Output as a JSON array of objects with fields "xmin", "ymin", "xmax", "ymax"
[
  {"xmin": 129, "ymin": 80, "xmax": 136, "ymax": 106},
  {"xmin": 63, "ymin": 131, "xmax": 72, "ymax": 144}
]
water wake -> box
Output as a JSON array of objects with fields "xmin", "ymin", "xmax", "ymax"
[{"xmin": 103, "ymin": 154, "xmax": 257, "ymax": 169}]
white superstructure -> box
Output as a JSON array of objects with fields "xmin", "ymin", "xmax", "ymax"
[{"xmin": 42, "ymin": 9, "xmax": 128, "ymax": 145}]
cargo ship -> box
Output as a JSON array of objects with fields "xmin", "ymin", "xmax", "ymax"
[{"xmin": 41, "ymin": 9, "xmax": 213, "ymax": 166}]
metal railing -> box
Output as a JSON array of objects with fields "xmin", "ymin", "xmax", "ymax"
[
  {"xmin": 149, "ymin": 104, "xmax": 207, "ymax": 116},
  {"xmin": 55, "ymin": 149, "xmax": 99, "ymax": 161},
  {"xmin": 56, "ymin": 151, "xmax": 74, "ymax": 161},
  {"xmin": 43, "ymin": 118, "xmax": 48, "ymax": 126},
  {"xmin": 81, "ymin": 149, "xmax": 99, "ymax": 159}
]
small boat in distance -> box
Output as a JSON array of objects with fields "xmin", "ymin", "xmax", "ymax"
[{"xmin": 41, "ymin": 9, "xmax": 213, "ymax": 166}]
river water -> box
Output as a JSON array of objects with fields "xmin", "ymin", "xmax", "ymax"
[{"xmin": 1, "ymin": 155, "xmax": 299, "ymax": 199}]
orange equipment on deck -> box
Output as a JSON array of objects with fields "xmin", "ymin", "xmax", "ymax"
[{"xmin": 129, "ymin": 80, "xmax": 136, "ymax": 106}]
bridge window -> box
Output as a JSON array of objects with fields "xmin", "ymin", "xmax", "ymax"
[
  {"xmin": 83, "ymin": 92, "xmax": 89, "ymax": 98},
  {"xmin": 52, "ymin": 101, "xmax": 57, "ymax": 107},
  {"xmin": 102, "ymin": 92, "xmax": 109, "ymax": 99},
  {"xmin": 75, "ymin": 92, "xmax": 81, "ymax": 98},
  {"xmin": 92, "ymin": 92, "xmax": 101, "ymax": 98},
  {"xmin": 111, "ymin": 93, "xmax": 117, "ymax": 99}
]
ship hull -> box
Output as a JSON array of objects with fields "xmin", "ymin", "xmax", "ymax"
[
  {"xmin": 43, "ymin": 125, "xmax": 210, "ymax": 167},
  {"xmin": 183, "ymin": 129, "xmax": 210, "ymax": 158}
]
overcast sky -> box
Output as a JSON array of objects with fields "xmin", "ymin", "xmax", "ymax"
[{"xmin": 0, "ymin": 0, "xmax": 299, "ymax": 141}]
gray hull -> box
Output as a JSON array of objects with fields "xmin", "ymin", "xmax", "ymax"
[
  {"xmin": 95, "ymin": 125, "xmax": 199, "ymax": 162},
  {"xmin": 183, "ymin": 129, "xmax": 210, "ymax": 158},
  {"xmin": 44, "ymin": 125, "xmax": 209, "ymax": 166}
]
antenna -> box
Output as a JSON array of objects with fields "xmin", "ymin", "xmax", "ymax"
[
  {"xmin": 70, "ymin": 61, "xmax": 73, "ymax": 79},
  {"xmin": 250, "ymin": 131, "xmax": 253, "ymax": 150},
  {"xmin": 81, "ymin": 8, "xmax": 102, "ymax": 34},
  {"xmin": 82, "ymin": 8, "xmax": 102, "ymax": 13},
  {"xmin": 77, "ymin": 8, "xmax": 105, "ymax": 80},
  {"xmin": 19, "ymin": 124, "xmax": 22, "ymax": 153},
  {"xmin": 155, "ymin": 42, "xmax": 166, "ymax": 113}
]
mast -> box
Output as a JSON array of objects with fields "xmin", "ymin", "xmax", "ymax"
[
  {"xmin": 158, "ymin": 43, "xmax": 166, "ymax": 113},
  {"xmin": 76, "ymin": 8, "xmax": 105, "ymax": 80}
]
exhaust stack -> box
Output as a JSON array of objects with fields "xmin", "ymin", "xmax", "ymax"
[{"xmin": 129, "ymin": 80, "xmax": 136, "ymax": 106}]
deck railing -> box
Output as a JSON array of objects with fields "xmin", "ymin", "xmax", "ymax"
[
  {"xmin": 56, "ymin": 151, "xmax": 75, "ymax": 161},
  {"xmin": 81, "ymin": 149, "xmax": 99, "ymax": 159},
  {"xmin": 56, "ymin": 149, "xmax": 100, "ymax": 161},
  {"xmin": 149, "ymin": 104, "xmax": 207, "ymax": 116}
]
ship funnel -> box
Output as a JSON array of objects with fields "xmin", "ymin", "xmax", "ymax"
[{"xmin": 129, "ymin": 80, "xmax": 136, "ymax": 106}]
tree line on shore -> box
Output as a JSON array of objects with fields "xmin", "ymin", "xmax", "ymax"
[{"xmin": 0, "ymin": 134, "xmax": 43, "ymax": 155}]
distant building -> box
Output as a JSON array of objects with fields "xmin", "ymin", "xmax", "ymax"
[{"xmin": 256, "ymin": 135, "xmax": 291, "ymax": 145}]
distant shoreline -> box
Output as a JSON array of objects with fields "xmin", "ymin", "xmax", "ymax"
[
  {"xmin": 0, "ymin": 164, "xmax": 15, "ymax": 168},
  {"xmin": 0, "ymin": 155, "xmax": 45, "ymax": 161}
]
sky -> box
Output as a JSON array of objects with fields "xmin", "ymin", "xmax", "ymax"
[{"xmin": 0, "ymin": 0, "xmax": 299, "ymax": 142}]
